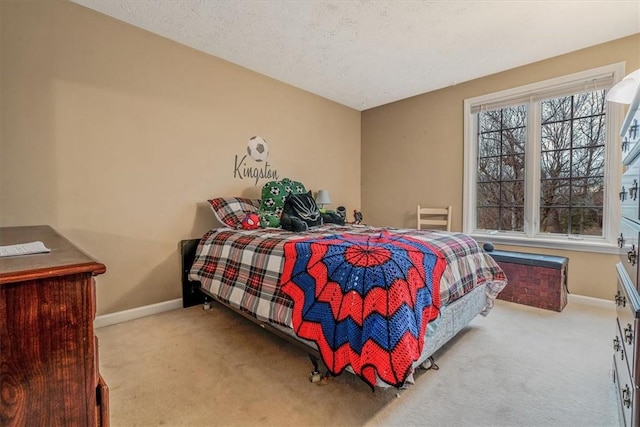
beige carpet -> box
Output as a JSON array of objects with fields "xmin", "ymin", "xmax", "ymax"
[{"xmin": 96, "ymin": 297, "xmax": 619, "ymax": 426}]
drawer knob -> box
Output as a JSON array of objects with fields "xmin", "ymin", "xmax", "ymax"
[
  {"xmin": 623, "ymin": 384, "xmax": 632, "ymax": 408},
  {"xmin": 625, "ymin": 323, "xmax": 634, "ymax": 345},
  {"xmin": 631, "ymin": 179, "xmax": 639, "ymax": 201},
  {"xmin": 619, "ymin": 233, "xmax": 626, "ymax": 249},
  {"xmin": 628, "ymin": 245, "xmax": 637, "ymax": 266},
  {"xmin": 616, "ymin": 291, "xmax": 627, "ymax": 307}
]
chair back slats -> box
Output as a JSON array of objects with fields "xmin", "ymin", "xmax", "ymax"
[{"xmin": 417, "ymin": 205, "xmax": 452, "ymax": 231}]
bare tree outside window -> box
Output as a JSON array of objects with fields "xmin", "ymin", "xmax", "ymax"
[
  {"xmin": 540, "ymin": 90, "xmax": 605, "ymax": 236},
  {"xmin": 476, "ymin": 89, "xmax": 606, "ymax": 236},
  {"xmin": 477, "ymin": 105, "xmax": 526, "ymax": 231}
]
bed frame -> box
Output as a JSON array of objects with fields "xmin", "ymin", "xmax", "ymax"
[
  {"xmin": 180, "ymin": 239, "xmax": 208, "ymax": 308},
  {"xmin": 180, "ymin": 237, "xmax": 491, "ymax": 385}
]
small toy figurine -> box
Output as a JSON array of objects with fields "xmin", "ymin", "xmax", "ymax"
[
  {"xmin": 353, "ymin": 210, "xmax": 363, "ymax": 224},
  {"xmin": 241, "ymin": 212, "xmax": 260, "ymax": 230}
]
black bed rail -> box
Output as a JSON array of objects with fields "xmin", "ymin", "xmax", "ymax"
[{"xmin": 180, "ymin": 239, "xmax": 209, "ymax": 308}]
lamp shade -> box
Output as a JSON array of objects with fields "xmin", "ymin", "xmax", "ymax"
[
  {"xmin": 315, "ymin": 190, "xmax": 331, "ymax": 206},
  {"xmin": 607, "ymin": 68, "xmax": 640, "ymax": 104}
]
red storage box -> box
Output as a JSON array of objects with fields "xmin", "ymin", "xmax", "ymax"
[{"xmin": 489, "ymin": 250, "xmax": 569, "ymax": 312}]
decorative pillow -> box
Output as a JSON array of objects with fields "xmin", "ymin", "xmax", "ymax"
[
  {"xmin": 281, "ymin": 191, "xmax": 321, "ymax": 232},
  {"xmin": 258, "ymin": 178, "xmax": 307, "ymax": 228},
  {"xmin": 208, "ymin": 197, "xmax": 261, "ymax": 228}
]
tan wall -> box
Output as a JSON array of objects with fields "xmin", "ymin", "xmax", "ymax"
[
  {"xmin": 1, "ymin": 1, "xmax": 361, "ymax": 314},
  {"xmin": 3, "ymin": 2, "xmax": 636, "ymax": 311},
  {"xmin": 362, "ymin": 34, "xmax": 640, "ymax": 300}
]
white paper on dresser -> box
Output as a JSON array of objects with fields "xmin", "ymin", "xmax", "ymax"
[{"xmin": 0, "ymin": 241, "xmax": 51, "ymax": 257}]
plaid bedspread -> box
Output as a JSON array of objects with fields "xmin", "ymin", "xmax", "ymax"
[{"xmin": 189, "ymin": 225, "xmax": 506, "ymax": 327}]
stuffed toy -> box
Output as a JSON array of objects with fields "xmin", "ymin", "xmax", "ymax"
[
  {"xmin": 280, "ymin": 191, "xmax": 322, "ymax": 232},
  {"xmin": 257, "ymin": 178, "xmax": 307, "ymax": 228},
  {"xmin": 321, "ymin": 211, "xmax": 345, "ymax": 226},
  {"xmin": 241, "ymin": 212, "xmax": 261, "ymax": 230},
  {"xmin": 353, "ymin": 210, "xmax": 363, "ymax": 224}
]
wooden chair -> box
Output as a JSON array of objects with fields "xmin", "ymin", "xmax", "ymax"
[{"xmin": 417, "ymin": 205, "xmax": 452, "ymax": 231}]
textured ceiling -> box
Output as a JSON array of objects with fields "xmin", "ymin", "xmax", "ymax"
[{"xmin": 71, "ymin": 0, "xmax": 640, "ymax": 111}]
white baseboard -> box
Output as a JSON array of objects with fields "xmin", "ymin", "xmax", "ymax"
[
  {"xmin": 94, "ymin": 298, "xmax": 183, "ymax": 329},
  {"xmin": 568, "ymin": 293, "xmax": 614, "ymax": 309}
]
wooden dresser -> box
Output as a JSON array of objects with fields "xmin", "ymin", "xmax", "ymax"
[
  {"xmin": 0, "ymin": 225, "xmax": 109, "ymax": 426},
  {"xmin": 614, "ymin": 75, "xmax": 640, "ymax": 427}
]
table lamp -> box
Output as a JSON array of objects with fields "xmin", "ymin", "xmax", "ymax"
[
  {"xmin": 316, "ymin": 190, "xmax": 331, "ymax": 210},
  {"xmin": 607, "ymin": 68, "xmax": 640, "ymax": 104}
]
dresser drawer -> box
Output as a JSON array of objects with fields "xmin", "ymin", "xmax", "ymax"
[
  {"xmin": 616, "ymin": 263, "xmax": 640, "ymax": 384},
  {"xmin": 619, "ymin": 219, "xmax": 640, "ymax": 289},
  {"xmin": 616, "ymin": 318, "xmax": 631, "ymax": 378},
  {"xmin": 622, "ymin": 161, "xmax": 640, "ymax": 224},
  {"xmin": 622, "ymin": 116, "xmax": 640, "ymax": 156},
  {"xmin": 614, "ymin": 352, "xmax": 634, "ymax": 427},
  {"xmin": 617, "ymin": 288, "xmax": 638, "ymax": 379}
]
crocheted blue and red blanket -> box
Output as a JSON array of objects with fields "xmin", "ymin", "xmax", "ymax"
[{"xmin": 281, "ymin": 230, "xmax": 446, "ymax": 389}]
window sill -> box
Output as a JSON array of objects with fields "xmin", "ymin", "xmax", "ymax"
[{"xmin": 468, "ymin": 232, "xmax": 619, "ymax": 255}]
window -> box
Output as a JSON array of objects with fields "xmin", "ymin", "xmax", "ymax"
[
  {"xmin": 476, "ymin": 105, "xmax": 527, "ymax": 232},
  {"xmin": 539, "ymin": 92, "xmax": 606, "ymax": 236},
  {"xmin": 464, "ymin": 64, "xmax": 625, "ymax": 253}
]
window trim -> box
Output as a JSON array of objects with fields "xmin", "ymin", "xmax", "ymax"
[{"xmin": 463, "ymin": 63, "xmax": 627, "ymax": 254}]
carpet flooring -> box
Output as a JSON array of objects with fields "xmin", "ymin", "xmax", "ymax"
[{"xmin": 96, "ymin": 297, "xmax": 619, "ymax": 426}]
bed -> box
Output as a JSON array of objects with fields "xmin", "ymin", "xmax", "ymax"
[{"xmin": 183, "ymin": 221, "xmax": 507, "ymax": 390}]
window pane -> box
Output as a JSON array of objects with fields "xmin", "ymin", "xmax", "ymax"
[
  {"xmin": 500, "ymin": 181, "xmax": 525, "ymax": 206},
  {"xmin": 478, "ymin": 132, "xmax": 501, "ymax": 157},
  {"xmin": 477, "ymin": 207, "xmax": 499, "ymax": 230},
  {"xmin": 541, "ymin": 122, "xmax": 570, "ymax": 151},
  {"xmin": 573, "ymin": 117, "xmax": 605, "ymax": 148},
  {"xmin": 541, "ymin": 179, "xmax": 570, "ymax": 208},
  {"xmin": 476, "ymin": 106, "xmax": 527, "ymax": 232},
  {"xmin": 502, "ymin": 105, "xmax": 526, "ymax": 129},
  {"xmin": 499, "ymin": 208, "xmax": 524, "ymax": 231},
  {"xmin": 500, "ymin": 154, "xmax": 525, "ymax": 180},
  {"xmin": 540, "ymin": 204, "xmax": 603, "ymax": 236},
  {"xmin": 572, "ymin": 148, "xmax": 604, "ymax": 177},
  {"xmin": 541, "ymin": 150, "xmax": 570, "ymax": 179},
  {"xmin": 479, "ymin": 110, "xmax": 502, "ymax": 132},
  {"xmin": 538, "ymin": 90, "xmax": 605, "ymax": 237},
  {"xmin": 477, "ymin": 206, "xmax": 526, "ymax": 232},
  {"xmin": 542, "ymin": 97, "xmax": 571, "ymax": 123},
  {"xmin": 573, "ymin": 90, "xmax": 606, "ymax": 118},
  {"xmin": 570, "ymin": 208, "xmax": 603, "ymax": 236},
  {"xmin": 502, "ymin": 127, "xmax": 526, "ymax": 155},
  {"xmin": 571, "ymin": 178, "xmax": 604, "ymax": 207},
  {"xmin": 540, "ymin": 207, "xmax": 569, "ymax": 233},
  {"xmin": 477, "ymin": 182, "xmax": 500, "ymax": 206},
  {"xmin": 478, "ymin": 157, "xmax": 501, "ymax": 182}
]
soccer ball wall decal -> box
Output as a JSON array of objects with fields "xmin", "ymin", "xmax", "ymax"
[{"xmin": 247, "ymin": 136, "xmax": 269, "ymax": 162}]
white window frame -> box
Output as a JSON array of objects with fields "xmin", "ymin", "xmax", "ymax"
[{"xmin": 463, "ymin": 63, "xmax": 627, "ymax": 254}]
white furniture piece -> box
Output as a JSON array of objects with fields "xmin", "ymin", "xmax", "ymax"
[
  {"xmin": 417, "ymin": 205, "xmax": 452, "ymax": 231},
  {"xmin": 612, "ymin": 69, "xmax": 640, "ymax": 427}
]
